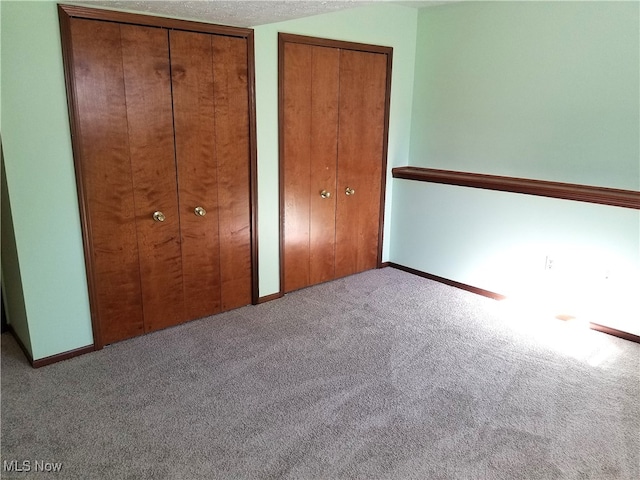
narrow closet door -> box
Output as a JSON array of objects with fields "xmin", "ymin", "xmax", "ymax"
[
  {"xmin": 170, "ymin": 31, "xmax": 252, "ymax": 314},
  {"xmin": 308, "ymin": 46, "xmax": 340, "ymax": 286},
  {"xmin": 282, "ymin": 42, "xmax": 340, "ymax": 293},
  {"xmin": 69, "ymin": 19, "xmax": 145, "ymax": 344},
  {"xmin": 120, "ymin": 25, "xmax": 185, "ymax": 333},
  {"xmin": 170, "ymin": 30, "xmax": 222, "ymax": 320},
  {"xmin": 68, "ymin": 19, "xmax": 184, "ymax": 342},
  {"xmin": 211, "ymin": 35, "xmax": 253, "ymax": 310},
  {"xmin": 334, "ymin": 49, "xmax": 387, "ymax": 278}
]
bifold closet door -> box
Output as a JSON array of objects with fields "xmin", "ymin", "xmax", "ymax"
[
  {"xmin": 62, "ymin": 5, "xmax": 257, "ymax": 349},
  {"xmin": 69, "ymin": 19, "xmax": 184, "ymax": 343},
  {"xmin": 282, "ymin": 43, "xmax": 340, "ymax": 292},
  {"xmin": 170, "ymin": 30, "xmax": 252, "ymax": 316},
  {"xmin": 281, "ymin": 38, "xmax": 389, "ymax": 293},
  {"xmin": 334, "ymin": 49, "xmax": 387, "ymax": 278}
]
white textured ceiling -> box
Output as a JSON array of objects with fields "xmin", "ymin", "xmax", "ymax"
[{"xmin": 73, "ymin": 1, "xmax": 453, "ymax": 28}]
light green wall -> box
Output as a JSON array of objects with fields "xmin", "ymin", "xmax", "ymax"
[
  {"xmin": 409, "ymin": 1, "xmax": 640, "ymax": 189},
  {"xmin": 1, "ymin": 1, "xmax": 417, "ymax": 359},
  {"xmin": 1, "ymin": 1, "xmax": 94, "ymax": 360},
  {"xmin": 2, "ymin": 148, "xmax": 32, "ymax": 355},
  {"xmin": 392, "ymin": 1, "xmax": 640, "ymax": 334},
  {"xmin": 391, "ymin": 182, "xmax": 640, "ymax": 334},
  {"xmin": 253, "ymin": 4, "xmax": 418, "ymax": 296}
]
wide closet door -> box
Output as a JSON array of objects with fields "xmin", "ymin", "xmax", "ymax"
[
  {"xmin": 62, "ymin": 7, "xmax": 254, "ymax": 348},
  {"xmin": 280, "ymin": 35, "xmax": 391, "ymax": 293}
]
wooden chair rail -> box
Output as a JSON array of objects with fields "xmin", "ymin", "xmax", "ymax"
[{"xmin": 392, "ymin": 167, "xmax": 640, "ymax": 210}]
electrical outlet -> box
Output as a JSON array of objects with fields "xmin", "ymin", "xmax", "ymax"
[{"xmin": 545, "ymin": 256, "xmax": 554, "ymax": 271}]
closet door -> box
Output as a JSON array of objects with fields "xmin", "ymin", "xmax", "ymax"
[
  {"xmin": 334, "ymin": 49, "xmax": 387, "ymax": 278},
  {"xmin": 211, "ymin": 35, "xmax": 253, "ymax": 310},
  {"xmin": 61, "ymin": 5, "xmax": 257, "ymax": 349},
  {"xmin": 170, "ymin": 31, "xmax": 222, "ymax": 320},
  {"xmin": 170, "ymin": 31, "xmax": 253, "ymax": 316},
  {"xmin": 69, "ymin": 19, "xmax": 184, "ymax": 343},
  {"xmin": 280, "ymin": 35, "xmax": 391, "ymax": 293},
  {"xmin": 282, "ymin": 42, "xmax": 340, "ymax": 293},
  {"xmin": 121, "ymin": 25, "xmax": 185, "ymax": 333}
]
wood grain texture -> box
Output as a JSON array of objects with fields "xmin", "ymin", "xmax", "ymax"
[
  {"xmin": 335, "ymin": 49, "xmax": 386, "ymax": 278},
  {"xmin": 120, "ymin": 25, "xmax": 185, "ymax": 333},
  {"xmin": 391, "ymin": 167, "xmax": 640, "ymax": 210},
  {"xmin": 170, "ymin": 30, "xmax": 222, "ymax": 320},
  {"xmin": 282, "ymin": 43, "xmax": 341, "ymax": 292},
  {"xmin": 282, "ymin": 42, "xmax": 312, "ymax": 293},
  {"xmin": 212, "ymin": 35, "xmax": 253, "ymax": 310},
  {"xmin": 278, "ymin": 33, "xmax": 392, "ymax": 55},
  {"xmin": 61, "ymin": 6, "xmax": 257, "ymax": 348},
  {"xmin": 280, "ymin": 35, "xmax": 391, "ymax": 292},
  {"xmin": 69, "ymin": 18, "xmax": 145, "ymax": 344},
  {"xmin": 59, "ymin": 4, "xmax": 253, "ymax": 38},
  {"xmin": 309, "ymin": 45, "xmax": 340, "ymax": 286}
]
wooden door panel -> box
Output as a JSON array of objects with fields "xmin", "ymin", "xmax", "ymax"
[
  {"xmin": 63, "ymin": 7, "xmax": 257, "ymax": 348},
  {"xmin": 120, "ymin": 25, "xmax": 185, "ymax": 332},
  {"xmin": 335, "ymin": 50, "xmax": 387, "ymax": 278},
  {"xmin": 170, "ymin": 30, "xmax": 222, "ymax": 320},
  {"xmin": 309, "ymin": 46, "xmax": 340, "ymax": 286},
  {"xmin": 70, "ymin": 19, "xmax": 145, "ymax": 344},
  {"xmin": 212, "ymin": 35, "xmax": 253, "ymax": 310},
  {"xmin": 283, "ymin": 43, "xmax": 313, "ymax": 292}
]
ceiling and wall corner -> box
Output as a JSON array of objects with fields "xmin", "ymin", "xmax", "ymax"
[{"xmin": 71, "ymin": 0, "xmax": 453, "ymax": 27}]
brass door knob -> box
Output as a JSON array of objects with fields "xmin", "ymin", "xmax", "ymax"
[
  {"xmin": 152, "ymin": 211, "xmax": 166, "ymax": 222},
  {"xmin": 345, "ymin": 187, "xmax": 355, "ymax": 196},
  {"xmin": 194, "ymin": 206, "xmax": 207, "ymax": 217},
  {"xmin": 320, "ymin": 190, "xmax": 331, "ymax": 199}
]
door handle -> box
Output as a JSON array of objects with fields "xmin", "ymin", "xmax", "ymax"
[
  {"xmin": 320, "ymin": 190, "xmax": 331, "ymax": 199},
  {"xmin": 152, "ymin": 211, "xmax": 166, "ymax": 222},
  {"xmin": 345, "ymin": 187, "xmax": 355, "ymax": 196},
  {"xmin": 194, "ymin": 206, "xmax": 207, "ymax": 217}
]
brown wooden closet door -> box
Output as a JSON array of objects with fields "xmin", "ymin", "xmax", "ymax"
[
  {"xmin": 170, "ymin": 30, "xmax": 222, "ymax": 320},
  {"xmin": 170, "ymin": 31, "xmax": 252, "ymax": 315},
  {"xmin": 309, "ymin": 46, "xmax": 340, "ymax": 286},
  {"xmin": 70, "ymin": 19, "xmax": 184, "ymax": 342},
  {"xmin": 63, "ymin": 7, "xmax": 257, "ymax": 349},
  {"xmin": 334, "ymin": 50, "xmax": 387, "ymax": 278},
  {"xmin": 282, "ymin": 43, "xmax": 340, "ymax": 293},
  {"xmin": 119, "ymin": 25, "xmax": 185, "ymax": 333},
  {"xmin": 212, "ymin": 35, "xmax": 253, "ymax": 310},
  {"xmin": 69, "ymin": 19, "xmax": 145, "ymax": 344},
  {"xmin": 283, "ymin": 43, "xmax": 312, "ymax": 292}
]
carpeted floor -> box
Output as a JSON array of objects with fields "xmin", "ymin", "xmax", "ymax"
[{"xmin": 1, "ymin": 268, "xmax": 639, "ymax": 479}]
